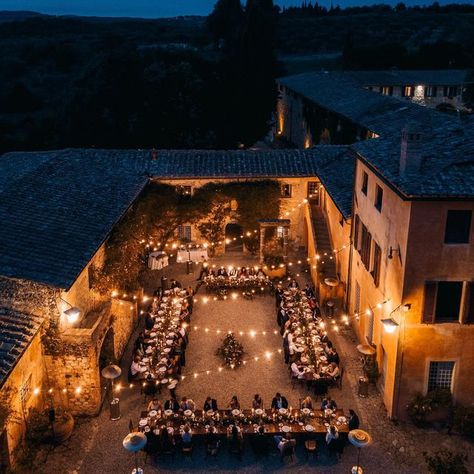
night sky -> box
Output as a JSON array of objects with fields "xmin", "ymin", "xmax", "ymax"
[{"xmin": 0, "ymin": 0, "xmax": 466, "ymax": 18}]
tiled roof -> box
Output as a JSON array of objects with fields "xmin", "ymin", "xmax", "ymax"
[
  {"xmin": 278, "ymin": 71, "xmax": 463, "ymax": 139},
  {"xmin": 0, "ymin": 149, "xmax": 149, "ymax": 289},
  {"xmin": 278, "ymin": 71, "xmax": 474, "ymax": 199},
  {"xmin": 346, "ymin": 69, "xmax": 469, "ymax": 87},
  {"xmin": 0, "ymin": 307, "xmax": 43, "ymax": 387},
  {"xmin": 313, "ymin": 146, "xmax": 354, "ymax": 219},
  {"xmin": 147, "ymin": 149, "xmax": 319, "ymax": 178}
]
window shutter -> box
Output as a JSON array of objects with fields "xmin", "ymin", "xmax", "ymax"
[
  {"xmin": 353, "ymin": 215, "xmax": 360, "ymax": 250},
  {"xmin": 423, "ymin": 282, "xmax": 437, "ymax": 323},
  {"xmin": 466, "ymin": 282, "xmax": 474, "ymax": 323}
]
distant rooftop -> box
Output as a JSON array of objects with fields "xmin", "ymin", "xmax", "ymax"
[
  {"xmin": 0, "ymin": 307, "xmax": 43, "ymax": 387},
  {"xmin": 345, "ymin": 69, "xmax": 470, "ymax": 87},
  {"xmin": 278, "ymin": 71, "xmax": 474, "ymax": 200},
  {"xmin": 278, "ymin": 71, "xmax": 464, "ymax": 139}
]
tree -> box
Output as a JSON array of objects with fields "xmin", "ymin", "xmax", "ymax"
[
  {"xmin": 207, "ymin": 0, "xmax": 244, "ymax": 50},
  {"xmin": 196, "ymin": 198, "xmax": 231, "ymax": 256}
]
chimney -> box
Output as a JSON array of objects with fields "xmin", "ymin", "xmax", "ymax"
[{"xmin": 399, "ymin": 123, "xmax": 424, "ymax": 177}]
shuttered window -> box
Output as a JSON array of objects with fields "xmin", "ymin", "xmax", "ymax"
[
  {"xmin": 422, "ymin": 282, "xmax": 437, "ymax": 323},
  {"xmin": 423, "ymin": 281, "xmax": 463, "ymax": 323},
  {"xmin": 466, "ymin": 282, "xmax": 474, "ymax": 323},
  {"xmin": 353, "ymin": 215, "xmax": 360, "ymax": 250},
  {"xmin": 372, "ymin": 242, "xmax": 382, "ymax": 287}
]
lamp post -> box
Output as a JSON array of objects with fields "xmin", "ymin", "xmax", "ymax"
[
  {"xmin": 101, "ymin": 365, "xmax": 122, "ymax": 421},
  {"xmin": 123, "ymin": 431, "xmax": 147, "ymax": 474},
  {"xmin": 348, "ymin": 429, "xmax": 372, "ymax": 474}
]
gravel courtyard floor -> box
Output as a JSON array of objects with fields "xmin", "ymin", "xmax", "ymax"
[{"xmin": 24, "ymin": 255, "xmax": 473, "ymax": 474}]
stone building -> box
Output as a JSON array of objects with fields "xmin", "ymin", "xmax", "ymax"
[
  {"xmin": 1, "ymin": 81, "xmax": 473, "ymax": 464},
  {"xmin": 0, "ymin": 147, "xmax": 348, "ymax": 467},
  {"xmin": 276, "ymin": 70, "xmax": 474, "ymax": 420},
  {"xmin": 276, "ymin": 69, "xmax": 472, "ymax": 148}
]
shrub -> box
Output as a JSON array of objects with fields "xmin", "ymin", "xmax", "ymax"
[
  {"xmin": 453, "ymin": 406, "xmax": 474, "ymax": 439},
  {"xmin": 423, "ymin": 449, "xmax": 468, "ymax": 474}
]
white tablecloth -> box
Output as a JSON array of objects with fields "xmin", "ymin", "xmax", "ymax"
[
  {"xmin": 177, "ymin": 249, "xmax": 208, "ymax": 262},
  {"xmin": 148, "ymin": 252, "xmax": 169, "ymax": 270}
]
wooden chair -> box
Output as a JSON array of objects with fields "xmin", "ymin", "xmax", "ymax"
[
  {"xmin": 206, "ymin": 441, "xmax": 220, "ymax": 457},
  {"xmin": 304, "ymin": 439, "xmax": 318, "ymax": 460},
  {"xmin": 181, "ymin": 442, "xmax": 193, "ymax": 458}
]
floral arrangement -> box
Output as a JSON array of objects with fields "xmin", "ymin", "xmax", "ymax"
[{"xmin": 216, "ymin": 332, "xmax": 244, "ymax": 368}]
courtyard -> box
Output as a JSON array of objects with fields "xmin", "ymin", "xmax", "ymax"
[{"xmin": 23, "ymin": 255, "xmax": 473, "ymax": 474}]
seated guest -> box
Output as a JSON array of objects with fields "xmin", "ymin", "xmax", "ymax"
[
  {"xmin": 134, "ymin": 334, "xmax": 145, "ymax": 357},
  {"xmin": 348, "ymin": 409, "xmax": 360, "ymax": 430},
  {"xmin": 128, "ymin": 356, "xmax": 144, "ymax": 381},
  {"xmin": 304, "ymin": 283, "xmax": 315, "ymax": 298},
  {"xmin": 145, "ymin": 313, "xmax": 155, "ymax": 331},
  {"xmin": 180, "ymin": 397, "xmax": 196, "ymax": 412},
  {"xmin": 206, "ymin": 429, "xmax": 220, "ymax": 455},
  {"xmin": 252, "ymin": 394, "xmax": 263, "ymax": 409},
  {"xmin": 170, "ymin": 278, "xmax": 181, "ymax": 289},
  {"xmin": 147, "ymin": 397, "xmax": 162, "ymax": 412},
  {"xmin": 327, "ymin": 347, "xmax": 340, "ymax": 365},
  {"xmin": 326, "ymin": 425, "xmax": 339, "ymax": 445},
  {"xmin": 143, "ymin": 374, "xmax": 158, "ymax": 397},
  {"xmin": 204, "ymin": 396, "xmax": 218, "ymax": 411},
  {"xmin": 198, "ymin": 260, "xmax": 209, "ymax": 280},
  {"xmin": 160, "ymin": 427, "xmax": 175, "ymax": 451},
  {"xmin": 227, "ymin": 425, "xmax": 243, "ymax": 455},
  {"xmin": 274, "ymin": 433, "xmax": 296, "ymax": 454},
  {"xmin": 164, "ymin": 397, "xmax": 180, "ymax": 412},
  {"xmin": 290, "ymin": 361, "xmax": 307, "ymax": 379},
  {"xmin": 271, "ymin": 392, "xmax": 289, "ymax": 410},
  {"xmin": 326, "ymin": 362, "xmax": 340, "ymax": 379},
  {"xmin": 301, "ymin": 396, "xmax": 313, "ymax": 410},
  {"xmin": 181, "ymin": 425, "xmax": 192, "ymax": 444},
  {"xmin": 288, "ymin": 279, "xmax": 299, "ymax": 289},
  {"xmin": 228, "ymin": 395, "xmax": 240, "ymax": 410},
  {"xmin": 321, "ymin": 396, "xmax": 337, "ymax": 410}
]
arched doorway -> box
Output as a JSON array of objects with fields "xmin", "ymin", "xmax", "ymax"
[{"xmin": 225, "ymin": 223, "xmax": 243, "ymax": 252}]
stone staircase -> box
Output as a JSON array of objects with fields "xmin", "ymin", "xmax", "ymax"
[{"xmin": 309, "ymin": 202, "xmax": 337, "ymax": 280}]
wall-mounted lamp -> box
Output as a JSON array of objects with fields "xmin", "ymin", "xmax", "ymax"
[
  {"xmin": 381, "ymin": 318, "xmax": 399, "ymax": 333},
  {"xmin": 64, "ymin": 306, "xmax": 81, "ymax": 324},
  {"xmin": 388, "ymin": 246, "xmax": 401, "ymax": 260}
]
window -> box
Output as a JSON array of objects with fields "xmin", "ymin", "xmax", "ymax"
[
  {"xmin": 374, "ymin": 185, "xmax": 383, "ymax": 212},
  {"xmin": 360, "ymin": 224, "xmax": 372, "ymax": 268},
  {"xmin": 20, "ymin": 375, "xmax": 32, "ymax": 403},
  {"xmin": 281, "ymin": 183, "xmax": 292, "ymax": 198},
  {"xmin": 402, "ymin": 85, "xmax": 414, "ymax": 97},
  {"xmin": 361, "ymin": 171, "xmax": 368, "ymax": 195},
  {"xmin": 425, "ymin": 86, "xmax": 437, "ymax": 98},
  {"xmin": 423, "ymin": 281, "xmax": 463, "ymax": 323},
  {"xmin": 380, "ymin": 86, "xmax": 393, "ymax": 96},
  {"xmin": 354, "ymin": 281, "xmax": 361, "ymax": 316},
  {"xmin": 444, "ymin": 210, "xmax": 472, "ymax": 244},
  {"xmin": 371, "ymin": 242, "xmax": 382, "ymax": 287},
  {"xmin": 276, "ymin": 226, "xmax": 288, "ymax": 239},
  {"xmin": 353, "ymin": 215, "xmax": 360, "ymax": 250},
  {"xmin": 307, "ymin": 181, "xmax": 319, "ymax": 198},
  {"xmin": 177, "ymin": 225, "xmax": 191, "ymax": 242},
  {"xmin": 176, "ymin": 185, "xmax": 192, "ymax": 196},
  {"xmin": 466, "ymin": 282, "xmax": 474, "ymax": 323},
  {"xmin": 444, "ymin": 86, "xmax": 458, "ymax": 97},
  {"xmin": 428, "ymin": 361, "xmax": 455, "ymax": 392},
  {"xmin": 365, "ymin": 310, "xmax": 374, "ymax": 344}
]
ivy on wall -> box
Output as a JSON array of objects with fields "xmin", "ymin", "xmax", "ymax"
[{"xmin": 93, "ymin": 180, "xmax": 281, "ymax": 293}]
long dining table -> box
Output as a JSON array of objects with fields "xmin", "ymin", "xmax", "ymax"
[{"xmin": 137, "ymin": 408, "xmax": 349, "ymax": 438}]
